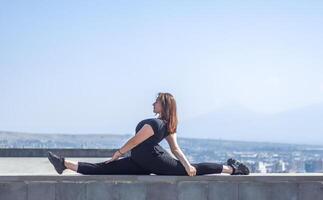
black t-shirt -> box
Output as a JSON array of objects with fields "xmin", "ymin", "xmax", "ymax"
[
  {"xmin": 134, "ymin": 118, "xmax": 169, "ymax": 147},
  {"xmin": 130, "ymin": 118, "xmax": 170, "ymax": 160}
]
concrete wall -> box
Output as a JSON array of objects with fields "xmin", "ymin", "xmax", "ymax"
[
  {"xmin": 1, "ymin": 174, "xmax": 323, "ymax": 200},
  {"xmin": 0, "ymin": 148, "xmax": 119, "ymax": 157}
]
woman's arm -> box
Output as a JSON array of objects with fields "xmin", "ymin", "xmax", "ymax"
[
  {"xmin": 171, "ymin": 148, "xmax": 192, "ymax": 169},
  {"xmin": 118, "ymin": 124, "xmax": 154, "ymax": 154},
  {"xmin": 165, "ymin": 134, "xmax": 191, "ymax": 169},
  {"xmin": 105, "ymin": 124, "xmax": 155, "ymax": 163}
]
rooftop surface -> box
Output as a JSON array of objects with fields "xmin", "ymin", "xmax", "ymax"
[{"xmin": 1, "ymin": 157, "xmax": 323, "ymax": 177}]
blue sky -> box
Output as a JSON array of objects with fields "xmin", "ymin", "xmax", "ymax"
[{"xmin": 1, "ymin": 1, "xmax": 323, "ymax": 138}]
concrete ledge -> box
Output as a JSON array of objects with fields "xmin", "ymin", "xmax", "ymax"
[
  {"xmin": 1, "ymin": 174, "xmax": 323, "ymax": 200},
  {"xmin": 0, "ymin": 148, "xmax": 118, "ymax": 157}
]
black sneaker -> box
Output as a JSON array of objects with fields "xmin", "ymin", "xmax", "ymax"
[
  {"xmin": 227, "ymin": 158, "xmax": 250, "ymax": 175},
  {"xmin": 48, "ymin": 151, "xmax": 66, "ymax": 174}
]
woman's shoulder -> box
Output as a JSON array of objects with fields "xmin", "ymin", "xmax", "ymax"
[
  {"xmin": 137, "ymin": 117, "xmax": 167, "ymax": 128},
  {"xmin": 147, "ymin": 117, "xmax": 167, "ymax": 124},
  {"xmin": 141, "ymin": 117, "xmax": 162, "ymax": 122},
  {"xmin": 139, "ymin": 118, "xmax": 167, "ymax": 128}
]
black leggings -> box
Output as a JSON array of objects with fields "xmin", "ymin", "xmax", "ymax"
[{"xmin": 77, "ymin": 153, "xmax": 223, "ymax": 176}]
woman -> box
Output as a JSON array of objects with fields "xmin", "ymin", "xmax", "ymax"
[{"xmin": 48, "ymin": 92, "xmax": 250, "ymax": 176}]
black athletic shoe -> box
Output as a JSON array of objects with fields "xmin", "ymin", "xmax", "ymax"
[
  {"xmin": 227, "ymin": 158, "xmax": 250, "ymax": 175},
  {"xmin": 48, "ymin": 151, "xmax": 66, "ymax": 174}
]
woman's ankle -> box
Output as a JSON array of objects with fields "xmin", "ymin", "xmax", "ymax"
[
  {"xmin": 63, "ymin": 160, "xmax": 68, "ymax": 169},
  {"xmin": 222, "ymin": 165, "xmax": 234, "ymax": 174},
  {"xmin": 64, "ymin": 159, "xmax": 78, "ymax": 172}
]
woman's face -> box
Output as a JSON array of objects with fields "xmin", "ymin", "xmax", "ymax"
[{"xmin": 152, "ymin": 98, "xmax": 163, "ymax": 114}]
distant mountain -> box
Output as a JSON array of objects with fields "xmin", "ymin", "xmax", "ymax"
[
  {"xmin": 179, "ymin": 103, "xmax": 323, "ymax": 145},
  {"xmin": 1, "ymin": 130, "xmax": 322, "ymax": 152}
]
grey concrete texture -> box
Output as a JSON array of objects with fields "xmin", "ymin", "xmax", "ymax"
[
  {"xmin": 0, "ymin": 157, "xmax": 111, "ymax": 175},
  {"xmin": 0, "ymin": 148, "xmax": 117, "ymax": 157},
  {"xmin": 1, "ymin": 175, "xmax": 323, "ymax": 200}
]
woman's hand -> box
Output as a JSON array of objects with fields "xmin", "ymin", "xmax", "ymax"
[
  {"xmin": 185, "ymin": 165, "xmax": 197, "ymax": 176},
  {"xmin": 104, "ymin": 150, "xmax": 123, "ymax": 164}
]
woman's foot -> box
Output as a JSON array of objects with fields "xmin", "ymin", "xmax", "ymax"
[
  {"xmin": 48, "ymin": 151, "xmax": 67, "ymax": 174},
  {"xmin": 227, "ymin": 158, "xmax": 250, "ymax": 175}
]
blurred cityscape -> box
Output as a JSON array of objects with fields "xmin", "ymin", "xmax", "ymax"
[{"xmin": 1, "ymin": 131, "xmax": 323, "ymax": 173}]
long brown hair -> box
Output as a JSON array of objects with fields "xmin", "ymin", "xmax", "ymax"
[{"xmin": 155, "ymin": 92, "xmax": 178, "ymax": 134}]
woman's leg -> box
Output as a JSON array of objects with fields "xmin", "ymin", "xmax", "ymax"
[
  {"xmin": 75, "ymin": 157, "xmax": 151, "ymax": 175},
  {"xmin": 66, "ymin": 157, "xmax": 232, "ymax": 175},
  {"xmin": 191, "ymin": 162, "xmax": 232, "ymax": 175},
  {"xmin": 132, "ymin": 149, "xmax": 231, "ymax": 176},
  {"xmin": 139, "ymin": 156, "xmax": 230, "ymax": 175}
]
